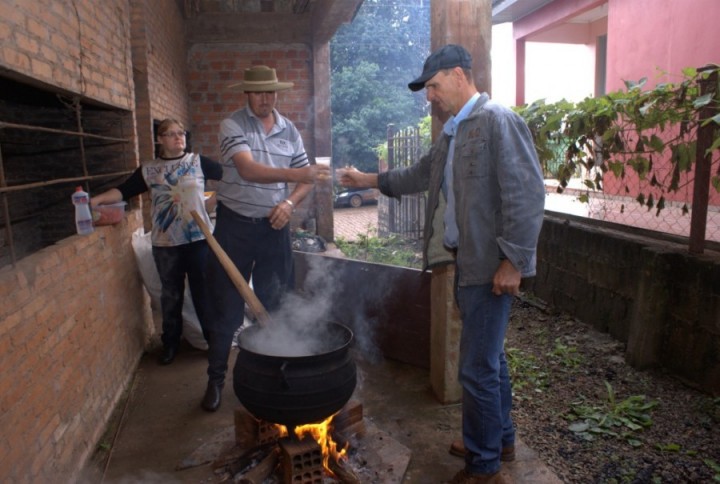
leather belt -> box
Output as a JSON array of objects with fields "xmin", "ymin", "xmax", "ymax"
[{"xmin": 235, "ymin": 213, "xmax": 269, "ymax": 224}]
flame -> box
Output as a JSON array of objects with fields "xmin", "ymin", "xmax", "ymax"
[{"xmin": 275, "ymin": 413, "xmax": 348, "ymax": 474}]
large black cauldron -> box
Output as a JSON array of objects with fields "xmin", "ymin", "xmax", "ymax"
[{"xmin": 233, "ymin": 322, "xmax": 356, "ymax": 428}]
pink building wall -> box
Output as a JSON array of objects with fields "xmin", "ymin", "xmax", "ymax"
[
  {"xmin": 513, "ymin": 0, "xmax": 720, "ymax": 206},
  {"xmin": 605, "ymin": 0, "xmax": 720, "ymax": 204},
  {"xmin": 605, "ymin": 0, "xmax": 720, "ymax": 93}
]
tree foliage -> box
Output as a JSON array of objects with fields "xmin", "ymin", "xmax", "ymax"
[
  {"xmin": 330, "ymin": 0, "xmax": 430, "ymax": 173},
  {"xmin": 515, "ymin": 66, "xmax": 720, "ymax": 215}
]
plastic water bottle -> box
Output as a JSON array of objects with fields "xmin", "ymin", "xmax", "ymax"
[{"xmin": 72, "ymin": 186, "xmax": 94, "ymax": 235}]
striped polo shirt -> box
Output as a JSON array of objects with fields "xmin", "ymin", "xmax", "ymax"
[{"xmin": 216, "ymin": 106, "xmax": 309, "ymax": 218}]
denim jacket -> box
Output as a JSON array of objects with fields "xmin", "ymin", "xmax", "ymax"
[{"xmin": 378, "ymin": 94, "xmax": 545, "ymax": 286}]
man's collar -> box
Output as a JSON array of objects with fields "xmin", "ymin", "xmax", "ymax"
[{"xmin": 443, "ymin": 92, "xmax": 482, "ymax": 136}]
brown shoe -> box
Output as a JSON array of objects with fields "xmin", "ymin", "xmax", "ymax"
[
  {"xmin": 447, "ymin": 469, "xmax": 509, "ymax": 484},
  {"xmin": 449, "ymin": 440, "xmax": 516, "ymax": 462}
]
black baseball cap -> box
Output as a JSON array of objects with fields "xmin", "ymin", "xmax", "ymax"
[{"xmin": 408, "ymin": 44, "xmax": 472, "ymax": 92}]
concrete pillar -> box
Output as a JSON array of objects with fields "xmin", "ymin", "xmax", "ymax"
[
  {"xmin": 626, "ymin": 248, "xmax": 673, "ymax": 368},
  {"xmin": 428, "ymin": 0, "xmax": 492, "ymax": 403}
]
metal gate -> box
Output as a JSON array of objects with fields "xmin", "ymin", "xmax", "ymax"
[{"xmin": 378, "ymin": 124, "xmax": 425, "ymax": 240}]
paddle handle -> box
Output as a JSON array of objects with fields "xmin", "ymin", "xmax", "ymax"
[{"xmin": 190, "ymin": 210, "xmax": 271, "ymax": 327}]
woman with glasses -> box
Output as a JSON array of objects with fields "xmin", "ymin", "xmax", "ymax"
[{"xmin": 91, "ymin": 118, "xmax": 223, "ymax": 365}]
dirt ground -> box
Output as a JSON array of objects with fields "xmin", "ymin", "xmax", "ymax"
[{"xmin": 506, "ymin": 299, "xmax": 720, "ymax": 483}]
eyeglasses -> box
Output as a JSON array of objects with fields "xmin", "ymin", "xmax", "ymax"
[{"xmin": 160, "ymin": 130, "xmax": 187, "ymax": 138}]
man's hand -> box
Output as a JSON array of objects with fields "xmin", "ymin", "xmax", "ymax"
[
  {"xmin": 233, "ymin": 152, "xmax": 330, "ymax": 184},
  {"xmin": 268, "ymin": 200, "xmax": 294, "ymax": 230},
  {"xmin": 295, "ymin": 164, "xmax": 331, "ymax": 184},
  {"xmin": 337, "ymin": 166, "xmax": 378, "ymax": 189},
  {"xmin": 492, "ymin": 259, "xmax": 521, "ymax": 296}
]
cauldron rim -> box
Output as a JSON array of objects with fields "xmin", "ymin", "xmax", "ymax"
[{"xmin": 235, "ymin": 321, "xmax": 354, "ymax": 359}]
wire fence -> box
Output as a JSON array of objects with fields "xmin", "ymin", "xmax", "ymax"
[
  {"xmin": 382, "ymin": 126, "xmax": 720, "ymax": 246},
  {"xmin": 544, "ymin": 181, "xmax": 720, "ymax": 243}
]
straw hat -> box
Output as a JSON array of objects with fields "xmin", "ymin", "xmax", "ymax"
[{"xmin": 228, "ymin": 65, "xmax": 294, "ymax": 92}]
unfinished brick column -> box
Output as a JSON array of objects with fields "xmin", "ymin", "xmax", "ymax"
[{"xmin": 428, "ymin": 0, "xmax": 492, "ymax": 403}]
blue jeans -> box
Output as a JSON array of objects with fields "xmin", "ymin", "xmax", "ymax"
[
  {"xmin": 204, "ymin": 203, "xmax": 294, "ymax": 385},
  {"xmin": 456, "ymin": 283, "xmax": 515, "ymax": 475},
  {"xmin": 152, "ymin": 240, "xmax": 210, "ymax": 350}
]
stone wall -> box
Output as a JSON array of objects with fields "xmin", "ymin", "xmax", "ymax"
[{"xmin": 530, "ymin": 213, "xmax": 720, "ymax": 394}]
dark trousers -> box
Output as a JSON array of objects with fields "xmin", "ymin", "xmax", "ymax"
[
  {"xmin": 205, "ymin": 203, "xmax": 294, "ymax": 385},
  {"xmin": 152, "ymin": 240, "xmax": 210, "ymax": 350}
]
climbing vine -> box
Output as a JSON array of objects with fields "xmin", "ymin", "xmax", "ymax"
[{"xmin": 515, "ymin": 65, "xmax": 720, "ymax": 216}]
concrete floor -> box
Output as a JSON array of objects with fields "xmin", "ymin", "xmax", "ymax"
[
  {"xmin": 83, "ymin": 337, "xmax": 562, "ymax": 484},
  {"xmin": 83, "ymin": 209, "xmax": 561, "ymax": 483}
]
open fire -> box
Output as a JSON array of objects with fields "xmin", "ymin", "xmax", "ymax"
[
  {"xmin": 213, "ymin": 400, "xmax": 365, "ymax": 483},
  {"xmin": 276, "ymin": 414, "xmax": 348, "ymax": 472}
]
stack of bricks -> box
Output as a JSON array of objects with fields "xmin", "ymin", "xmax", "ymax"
[{"xmin": 234, "ymin": 400, "xmax": 365, "ymax": 448}]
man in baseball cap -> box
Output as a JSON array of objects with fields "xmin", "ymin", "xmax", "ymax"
[
  {"xmin": 340, "ymin": 43, "xmax": 546, "ymax": 483},
  {"xmin": 408, "ymin": 44, "xmax": 472, "ymax": 91}
]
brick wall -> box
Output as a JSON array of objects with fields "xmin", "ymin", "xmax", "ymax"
[
  {"xmin": 134, "ymin": 0, "xmax": 190, "ymax": 128},
  {"xmin": 186, "ymin": 43, "xmax": 314, "ymax": 161},
  {"xmin": 0, "ymin": 1, "xmax": 157, "ymax": 481},
  {"xmin": 0, "ymin": 214, "xmax": 151, "ymax": 483},
  {"xmin": 0, "ymin": 0, "xmax": 134, "ymax": 110}
]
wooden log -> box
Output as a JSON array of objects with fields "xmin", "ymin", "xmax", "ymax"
[
  {"xmin": 329, "ymin": 457, "xmax": 361, "ymax": 484},
  {"xmin": 225, "ymin": 443, "xmax": 276, "ymax": 476},
  {"xmin": 237, "ymin": 446, "xmax": 280, "ymax": 484}
]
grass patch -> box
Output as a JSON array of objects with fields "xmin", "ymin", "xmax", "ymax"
[
  {"xmin": 565, "ymin": 381, "xmax": 658, "ymax": 447},
  {"xmin": 335, "ymin": 232, "xmax": 422, "ymax": 268}
]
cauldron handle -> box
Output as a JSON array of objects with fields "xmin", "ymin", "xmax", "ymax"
[{"xmin": 279, "ymin": 361, "xmax": 290, "ymax": 390}]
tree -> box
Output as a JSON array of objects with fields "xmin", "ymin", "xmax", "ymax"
[{"xmin": 330, "ymin": 0, "xmax": 430, "ymax": 173}]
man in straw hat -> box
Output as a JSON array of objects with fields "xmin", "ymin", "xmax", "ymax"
[
  {"xmin": 339, "ymin": 44, "xmax": 545, "ymax": 483},
  {"xmin": 201, "ymin": 65, "xmax": 329, "ymax": 412}
]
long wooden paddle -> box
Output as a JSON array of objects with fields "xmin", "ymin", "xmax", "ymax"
[{"xmin": 190, "ymin": 210, "xmax": 272, "ymax": 327}]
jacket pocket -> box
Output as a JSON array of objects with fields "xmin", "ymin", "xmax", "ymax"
[{"xmin": 458, "ymin": 139, "xmax": 489, "ymax": 178}]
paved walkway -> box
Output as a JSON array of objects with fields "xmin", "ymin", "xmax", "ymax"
[{"xmin": 333, "ymin": 205, "xmax": 379, "ymax": 241}]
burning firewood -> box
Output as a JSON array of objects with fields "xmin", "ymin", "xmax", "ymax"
[{"xmin": 328, "ymin": 457, "xmax": 361, "ymax": 484}]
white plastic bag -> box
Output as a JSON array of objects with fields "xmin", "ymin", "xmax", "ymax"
[{"xmin": 131, "ymin": 228, "xmax": 208, "ymax": 350}]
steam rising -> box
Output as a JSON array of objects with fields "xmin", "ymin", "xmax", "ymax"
[{"xmin": 237, "ymin": 255, "xmax": 379, "ymax": 358}]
